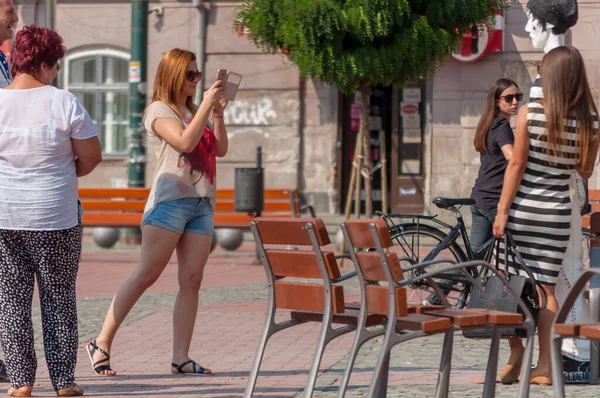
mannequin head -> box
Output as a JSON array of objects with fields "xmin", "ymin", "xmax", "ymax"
[{"xmin": 526, "ymin": 0, "xmax": 578, "ymax": 53}]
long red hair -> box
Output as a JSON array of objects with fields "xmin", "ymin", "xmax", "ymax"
[{"xmin": 148, "ymin": 48, "xmax": 197, "ymax": 121}]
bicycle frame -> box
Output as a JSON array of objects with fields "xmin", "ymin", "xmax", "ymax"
[{"xmin": 378, "ymin": 207, "xmax": 495, "ymax": 265}]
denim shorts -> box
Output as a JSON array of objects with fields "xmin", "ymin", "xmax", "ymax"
[{"xmin": 142, "ymin": 197, "xmax": 214, "ymax": 236}]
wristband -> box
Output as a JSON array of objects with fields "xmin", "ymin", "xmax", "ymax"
[{"xmin": 213, "ymin": 113, "xmax": 224, "ymax": 119}]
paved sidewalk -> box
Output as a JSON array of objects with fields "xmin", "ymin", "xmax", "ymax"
[{"xmin": 6, "ymin": 242, "xmax": 600, "ymax": 397}]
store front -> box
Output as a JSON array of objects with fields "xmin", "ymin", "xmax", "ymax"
[{"xmin": 337, "ymin": 82, "xmax": 427, "ymax": 215}]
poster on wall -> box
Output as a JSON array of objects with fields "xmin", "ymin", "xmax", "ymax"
[
  {"xmin": 402, "ymin": 114, "xmax": 420, "ymax": 129},
  {"xmin": 370, "ymin": 116, "xmax": 382, "ymax": 131},
  {"xmin": 401, "ymin": 160, "xmax": 420, "ymax": 175},
  {"xmin": 401, "ymin": 102, "xmax": 420, "ymax": 129},
  {"xmin": 350, "ymin": 118, "xmax": 360, "ymax": 132},
  {"xmin": 350, "ymin": 104, "xmax": 361, "ymax": 119},
  {"xmin": 403, "ymin": 88, "xmax": 421, "ymax": 103},
  {"xmin": 403, "ymin": 128, "xmax": 422, "ymax": 144}
]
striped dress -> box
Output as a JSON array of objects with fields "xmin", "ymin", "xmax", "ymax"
[{"xmin": 501, "ymin": 102, "xmax": 598, "ymax": 285}]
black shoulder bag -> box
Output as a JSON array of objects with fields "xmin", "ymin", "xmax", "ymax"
[{"xmin": 463, "ymin": 231, "xmax": 547, "ymax": 339}]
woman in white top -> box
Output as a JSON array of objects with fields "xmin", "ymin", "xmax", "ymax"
[
  {"xmin": 0, "ymin": 25, "xmax": 101, "ymax": 397},
  {"xmin": 88, "ymin": 48, "xmax": 227, "ymax": 376}
]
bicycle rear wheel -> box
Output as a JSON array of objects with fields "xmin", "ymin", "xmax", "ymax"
[{"xmin": 389, "ymin": 223, "xmax": 471, "ymax": 309}]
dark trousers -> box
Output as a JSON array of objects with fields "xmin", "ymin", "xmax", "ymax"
[{"xmin": 0, "ymin": 225, "xmax": 81, "ymax": 390}]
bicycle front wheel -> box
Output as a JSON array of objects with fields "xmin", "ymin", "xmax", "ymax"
[{"xmin": 389, "ymin": 223, "xmax": 471, "ymax": 309}]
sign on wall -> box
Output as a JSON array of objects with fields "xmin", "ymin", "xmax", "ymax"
[{"xmin": 451, "ymin": 11, "xmax": 504, "ymax": 63}]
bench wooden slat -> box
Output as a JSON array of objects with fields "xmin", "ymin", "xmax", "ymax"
[
  {"xmin": 216, "ymin": 189, "xmax": 294, "ymax": 200},
  {"xmin": 274, "ymin": 281, "xmax": 345, "ymax": 314},
  {"xmin": 290, "ymin": 309, "xmax": 384, "ymax": 325},
  {"xmin": 589, "ymin": 190, "xmax": 600, "ymax": 202},
  {"xmin": 267, "ymin": 250, "xmax": 340, "ymax": 280},
  {"xmin": 463, "ymin": 309, "xmax": 523, "ymax": 325},
  {"xmin": 554, "ymin": 323, "xmax": 581, "ymax": 337},
  {"xmin": 423, "ymin": 309, "xmax": 488, "ymax": 327},
  {"xmin": 579, "ymin": 324, "xmax": 600, "ymax": 339},
  {"xmin": 365, "ymin": 285, "xmax": 408, "ymax": 317},
  {"xmin": 79, "ymin": 188, "xmax": 150, "ymax": 199},
  {"xmin": 356, "ymin": 252, "xmax": 403, "ymax": 282},
  {"xmin": 344, "ymin": 218, "xmax": 394, "ymax": 249},
  {"xmin": 395, "ymin": 313, "xmax": 453, "ymax": 334},
  {"xmin": 82, "ymin": 213, "xmax": 142, "ymax": 227},
  {"xmin": 214, "ymin": 201, "xmax": 294, "ymax": 213},
  {"xmin": 81, "ymin": 200, "xmax": 147, "ymax": 211},
  {"xmin": 253, "ymin": 218, "xmax": 329, "ymax": 246}
]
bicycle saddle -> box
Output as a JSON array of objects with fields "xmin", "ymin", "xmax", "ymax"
[{"xmin": 433, "ymin": 197, "xmax": 475, "ymax": 209}]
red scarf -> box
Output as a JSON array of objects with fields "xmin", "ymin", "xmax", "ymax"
[{"xmin": 183, "ymin": 124, "xmax": 216, "ymax": 185}]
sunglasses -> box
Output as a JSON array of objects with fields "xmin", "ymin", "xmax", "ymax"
[
  {"xmin": 499, "ymin": 93, "xmax": 523, "ymax": 103},
  {"xmin": 185, "ymin": 70, "xmax": 202, "ymax": 82}
]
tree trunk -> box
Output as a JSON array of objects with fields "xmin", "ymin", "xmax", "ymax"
[{"xmin": 360, "ymin": 82, "xmax": 373, "ymax": 218}]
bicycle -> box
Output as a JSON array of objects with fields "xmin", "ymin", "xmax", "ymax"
[{"xmin": 377, "ymin": 197, "xmax": 594, "ymax": 309}]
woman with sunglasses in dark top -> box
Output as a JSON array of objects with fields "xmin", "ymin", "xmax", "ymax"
[
  {"xmin": 87, "ymin": 48, "xmax": 227, "ymax": 376},
  {"xmin": 470, "ymin": 78, "xmax": 521, "ymax": 254}
]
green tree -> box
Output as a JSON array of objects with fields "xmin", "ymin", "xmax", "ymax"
[{"xmin": 237, "ymin": 0, "xmax": 508, "ymax": 217}]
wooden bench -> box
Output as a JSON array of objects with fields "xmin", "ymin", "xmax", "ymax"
[
  {"xmin": 340, "ymin": 218, "xmax": 534, "ymax": 398},
  {"xmin": 582, "ymin": 189, "xmax": 600, "ymax": 229},
  {"xmin": 244, "ymin": 217, "xmax": 377, "ymax": 397},
  {"xmin": 552, "ymin": 212, "xmax": 600, "ymax": 392},
  {"xmin": 78, "ymin": 187, "xmax": 314, "ymax": 229}
]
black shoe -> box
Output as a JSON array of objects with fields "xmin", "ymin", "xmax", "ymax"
[
  {"xmin": 563, "ymin": 356, "xmax": 590, "ymax": 384},
  {"xmin": 422, "ymin": 292, "xmax": 445, "ymax": 306},
  {"xmin": 0, "ymin": 359, "xmax": 8, "ymax": 383}
]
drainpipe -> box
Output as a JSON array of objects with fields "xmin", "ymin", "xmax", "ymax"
[{"xmin": 193, "ymin": 0, "xmax": 207, "ymax": 105}]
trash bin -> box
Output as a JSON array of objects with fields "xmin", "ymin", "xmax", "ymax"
[{"xmin": 234, "ymin": 167, "xmax": 264, "ymax": 214}]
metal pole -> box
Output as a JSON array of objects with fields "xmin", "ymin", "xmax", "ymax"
[
  {"xmin": 125, "ymin": 0, "xmax": 148, "ymax": 243},
  {"xmin": 45, "ymin": 0, "xmax": 54, "ymax": 29},
  {"xmin": 193, "ymin": 0, "xmax": 206, "ymax": 105}
]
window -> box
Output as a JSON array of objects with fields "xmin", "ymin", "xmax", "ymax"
[{"xmin": 64, "ymin": 49, "xmax": 130, "ymax": 155}]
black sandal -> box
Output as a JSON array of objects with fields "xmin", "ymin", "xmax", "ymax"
[
  {"xmin": 86, "ymin": 339, "xmax": 115, "ymax": 376},
  {"xmin": 171, "ymin": 360, "xmax": 212, "ymax": 375}
]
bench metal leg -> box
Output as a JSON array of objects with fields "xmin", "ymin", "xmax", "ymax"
[
  {"xmin": 435, "ymin": 331, "xmax": 454, "ymax": 398},
  {"xmin": 482, "ymin": 329, "xmax": 500, "ymax": 398},
  {"xmin": 244, "ymin": 305, "xmax": 299, "ymax": 397},
  {"xmin": 244, "ymin": 312, "xmax": 274, "ymax": 397},
  {"xmin": 337, "ymin": 328, "xmax": 384, "ymax": 398},
  {"xmin": 303, "ymin": 323, "xmax": 356, "ymax": 398},
  {"xmin": 516, "ymin": 327, "xmax": 535, "ymax": 398},
  {"xmin": 366, "ymin": 332, "xmax": 396, "ymax": 398},
  {"xmin": 552, "ymin": 335, "xmax": 566, "ymax": 398},
  {"xmin": 591, "ymin": 340, "xmax": 600, "ymax": 385},
  {"xmin": 373, "ymin": 352, "xmax": 390, "ymax": 398},
  {"xmin": 589, "ymin": 287, "xmax": 600, "ymax": 385}
]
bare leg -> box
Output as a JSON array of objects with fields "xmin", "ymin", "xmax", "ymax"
[
  {"xmin": 498, "ymin": 338, "xmax": 525, "ymax": 383},
  {"xmin": 90, "ymin": 225, "xmax": 181, "ymax": 375},
  {"xmin": 532, "ymin": 284, "xmax": 558, "ymax": 382},
  {"xmin": 171, "ymin": 231, "xmax": 213, "ymax": 373}
]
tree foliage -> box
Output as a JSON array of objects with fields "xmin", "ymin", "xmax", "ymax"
[{"xmin": 237, "ymin": 0, "xmax": 510, "ymax": 92}]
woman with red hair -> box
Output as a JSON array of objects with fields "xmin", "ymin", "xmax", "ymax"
[
  {"xmin": 0, "ymin": 25, "xmax": 101, "ymax": 397},
  {"xmin": 88, "ymin": 48, "xmax": 227, "ymax": 377}
]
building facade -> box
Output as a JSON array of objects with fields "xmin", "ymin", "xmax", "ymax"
[{"xmin": 11, "ymin": 0, "xmax": 600, "ymax": 216}]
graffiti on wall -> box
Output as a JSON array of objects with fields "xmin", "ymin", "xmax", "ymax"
[{"xmin": 224, "ymin": 97, "xmax": 277, "ymax": 125}]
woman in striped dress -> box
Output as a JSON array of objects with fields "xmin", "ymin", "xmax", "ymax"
[{"xmin": 493, "ymin": 46, "xmax": 599, "ymax": 385}]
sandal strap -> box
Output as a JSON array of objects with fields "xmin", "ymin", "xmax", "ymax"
[
  {"xmin": 171, "ymin": 360, "xmax": 207, "ymax": 374},
  {"xmin": 89, "ymin": 340, "xmax": 110, "ymax": 360},
  {"xmin": 93, "ymin": 365, "xmax": 113, "ymax": 374}
]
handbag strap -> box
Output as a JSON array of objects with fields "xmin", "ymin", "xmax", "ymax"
[{"xmin": 504, "ymin": 231, "xmax": 548, "ymax": 311}]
